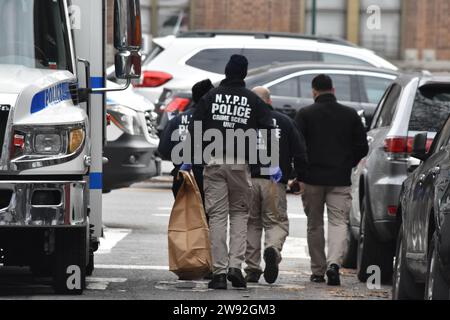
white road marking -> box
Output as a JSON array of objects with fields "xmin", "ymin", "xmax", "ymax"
[
  {"xmin": 153, "ymin": 213, "xmax": 170, "ymax": 217},
  {"xmin": 157, "ymin": 207, "xmax": 173, "ymax": 211},
  {"xmin": 86, "ymin": 277, "xmax": 127, "ymax": 291},
  {"xmin": 97, "ymin": 228, "xmax": 131, "ymax": 255},
  {"xmin": 283, "ymin": 237, "xmax": 310, "ymax": 259},
  {"xmin": 96, "ymin": 265, "xmax": 169, "ymax": 271}
]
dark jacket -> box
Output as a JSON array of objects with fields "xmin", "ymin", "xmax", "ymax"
[
  {"xmin": 188, "ymin": 78, "xmax": 274, "ymax": 164},
  {"xmin": 158, "ymin": 109, "xmax": 193, "ymax": 162},
  {"xmin": 251, "ymin": 106, "xmax": 308, "ymax": 184},
  {"xmin": 294, "ymin": 93, "xmax": 369, "ymax": 186}
]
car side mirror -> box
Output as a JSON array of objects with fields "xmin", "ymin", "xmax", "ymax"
[
  {"xmin": 411, "ymin": 132, "xmax": 429, "ymax": 161},
  {"xmin": 114, "ymin": 0, "xmax": 142, "ymax": 80}
]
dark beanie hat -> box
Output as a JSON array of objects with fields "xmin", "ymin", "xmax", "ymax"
[
  {"xmin": 192, "ymin": 79, "xmax": 214, "ymax": 103},
  {"xmin": 225, "ymin": 54, "xmax": 248, "ymax": 80}
]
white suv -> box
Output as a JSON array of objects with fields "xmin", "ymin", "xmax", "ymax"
[{"xmin": 134, "ymin": 30, "xmax": 398, "ymax": 102}]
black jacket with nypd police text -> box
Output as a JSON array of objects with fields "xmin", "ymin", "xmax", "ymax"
[
  {"xmin": 251, "ymin": 105, "xmax": 308, "ymax": 185},
  {"xmin": 188, "ymin": 78, "xmax": 274, "ymax": 165}
]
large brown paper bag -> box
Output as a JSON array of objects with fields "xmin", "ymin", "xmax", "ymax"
[{"xmin": 168, "ymin": 170, "xmax": 212, "ymax": 280}]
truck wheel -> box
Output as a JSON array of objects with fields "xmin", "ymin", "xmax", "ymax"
[
  {"xmin": 425, "ymin": 233, "xmax": 450, "ymax": 300},
  {"xmin": 53, "ymin": 228, "xmax": 87, "ymax": 295},
  {"xmin": 392, "ymin": 228, "xmax": 423, "ymax": 299},
  {"xmin": 357, "ymin": 198, "xmax": 395, "ymax": 283},
  {"xmin": 343, "ymin": 227, "xmax": 357, "ymax": 269}
]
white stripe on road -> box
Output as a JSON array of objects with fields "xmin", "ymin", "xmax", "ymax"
[
  {"xmin": 86, "ymin": 277, "xmax": 127, "ymax": 291},
  {"xmin": 97, "ymin": 228, "xmax": 131, "ymax": 255},
  {"xmin": 153, "ymin": 213, "xmax": 170, "ymax": 217},
  {"xmin": 96, "ymin": 265, "xmax": 169, "ymax": 270}
]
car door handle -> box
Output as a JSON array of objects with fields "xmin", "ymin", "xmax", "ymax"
[
  {"xmin": 283, "ymin": 104, "xmax": 293, "ymax": 108},
  {"xmin": 430, "ymin": 166, "xmax": 441, "ymax": 177},
  {"xmin": 367, "ymin": 136, "xmax": 374, "ymax": 144}
]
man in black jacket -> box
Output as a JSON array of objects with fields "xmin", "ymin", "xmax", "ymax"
[
  {"xmin": 294, "ymin": 74, "xmax": 368, "ymax": 286},
  {"xmin": 185, "ymin": 55, "xmax": 275, "ymax": 290},
  {"xmin": 158, "ymin": 79, "xmax": 214, "ymax": 200},
  {"xmin": 245, "ymin": 86, "xmax": 308, "ymax": 285}
]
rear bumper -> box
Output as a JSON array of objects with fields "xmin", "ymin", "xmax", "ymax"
[
  {"xmin": 0, "ymin": 180, "xmax": 87, "ymax": 227},
  {"xmin": 103, "ymin": 134, "xmax": 160, "ymax": 191}
]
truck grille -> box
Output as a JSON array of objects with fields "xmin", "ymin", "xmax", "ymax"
[
  {"xmin": 145, "ymin": 111, "xmax": 158, "ymax": 139},
  {"xmin": 0, "ymin": 105, "xmax": 11, "ymax": 159}
]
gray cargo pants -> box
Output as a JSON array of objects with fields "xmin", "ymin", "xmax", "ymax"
[
  {"xmin": 301, "ymin": 184, "xmax": 352, "ymax": 276},
  {"xmin": 203, "ymin": 164, "xmax": 253, "ymax": 275},
  {"xmin": 245, "ymin": 178, "xmax": 289, "ymax": 273}
]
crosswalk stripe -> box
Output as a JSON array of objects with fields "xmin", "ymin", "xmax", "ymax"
[{"xmin": 97, "ymin": 228, "xmax": 131, "ymax": 255}]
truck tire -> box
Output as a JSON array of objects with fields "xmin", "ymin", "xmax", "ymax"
[
  {"xmin": 392, "ymin": 228, "xmax": 424, "ymax": 299},
  {"xmin": 343, "ymin": 228, "xmax": 357, "ymax": 269},
  {"xmin": 53, "ymin": 228, "xmax": 87, "ymax": 295},
  {"xmin": 425, "ymin": 233, "xmax": 450, "ymax": 300},
  {"xmin": 357, "ymin": 197, "xmax": 395, "ymax": 283}
]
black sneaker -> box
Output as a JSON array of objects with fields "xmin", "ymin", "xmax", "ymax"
[
  {"xmin": 227, "ymin": 268, "xmax": 247, "ymax": 288},
  {"xmin": 326, "ymin": 264, "xmax": 341, "ymax": 286},
  {"xmin": 204, "ymin": 272, "xmax": 213, "ymax": 280},
  {"xmin": 263, "ymin": 247, "xmax": 279, "ymax": 284},
  {"xmin": 245, "ymin": 270, "xmax": 262, "ymax": 283},
  {"xmin": 208, "ymin": 274, "xmax": 227, "ymax": 290},
  {"xmin": 310, "ymin": 274, "xmax": 326, "ymax": 283}
]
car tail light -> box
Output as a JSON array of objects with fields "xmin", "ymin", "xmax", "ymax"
[
  {"xmin": 387, "ymin": 206, "xmax": 398, "ymax": 216},
  {"xmin": 384, "ymin": 136, "xmax": 434, "ymax": 154},
  {"xmin": 134, "ymin": 71, "xmax": 172, "ymax": 88},
  {"xmin": 106, "ymin": 113, "xmax": 112, "ymax": 126},
  {"xmin": 165, "ymin": 97, "xmax": 191, "ymax": 113}
]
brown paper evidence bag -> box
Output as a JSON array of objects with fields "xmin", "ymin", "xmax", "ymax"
[{"xmin": 168, "ymin": 170, "xmax": 212, "ymax": 280}]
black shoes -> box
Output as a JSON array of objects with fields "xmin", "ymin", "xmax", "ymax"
[
  {"xmin": 310, "ymin": 274, "xmax": 326, "ymax": 283},
  {"xmin": 326, "ymin": 264, "xmax": 341, "ymax": 286},
  {"xmin": 245, "ymin": 270, "xmax": 262, "ymax": 283},
  {"xmin": 263, "ymin": 247, "xmax": 279, "ymax": 284},
  {"xmin": 208, "ymin": 274, "xmax": 227, "ymax": 290},
  {"xmin": 227, "ymin": 268, "xmax": 247, "ymax": 288}
]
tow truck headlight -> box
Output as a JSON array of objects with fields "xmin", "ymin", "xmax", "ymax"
[
  {"xmin": 10, "ymin": 125, "xmax": 86, "ymax": 163},
  {"xmin": 107, "ymin": 104, "xmax": 144, "ymax": 136},
  {"xmin": 35, "ymin": 133, "xmax": 63, "ymax": 154}
]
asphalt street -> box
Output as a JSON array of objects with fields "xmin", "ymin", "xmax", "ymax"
[{"xmin": 0, "ymin": 179, "xmax": 391, "ymax": 300}]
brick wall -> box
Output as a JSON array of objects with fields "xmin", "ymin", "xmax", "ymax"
[
  {"xmin": 403, "ymin": 0, "xmax": 450, "ymax": 60},
  {"xmin": 191, "ymin": 0, "xmax": 302, "ymax": 33}
]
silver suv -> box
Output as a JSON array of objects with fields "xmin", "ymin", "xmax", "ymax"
[{"xmin": 346, "ymin": 73, "xmax": 450, "ymax": 283}]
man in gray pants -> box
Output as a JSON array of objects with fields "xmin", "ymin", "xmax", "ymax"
[
  {"xmin": 245, "ymin": 87, "xmax": 308, "ymax": 284},
  {"xmin": 294, "ymin": 74, "xmax": 368, "ymax": 286},
  {"xmin": 186, "ymin": 55, "xmax": 275, "ymax": 289}
]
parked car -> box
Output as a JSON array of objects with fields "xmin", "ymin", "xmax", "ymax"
[
  {"xmin": 394, "ymin": 114, "xmax": 450, "ymax": 299},
  {"xmin": 156, "ymin": 63, "xmax": 398, "ymax": 131},
  {"xmin": 136, "ymin": 30, "xmax": 398, "ymax": 103},
  {"xmin": 104, "ymin": 81, "xmax": 161, "ymax": 192},
  {"xmin": 347, "ymin": 73, "xmax": 450, "ymax": 284}
]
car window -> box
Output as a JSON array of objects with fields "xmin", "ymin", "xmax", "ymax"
[
  {"xmin": 270, "ymin": 77, "xmax": 299, "ymax": 97},
  {"xmin": 321, "ymin": 53, "xmax": 373, "ymax": 67},
  {"xmin": 374, "ymin": 83, "xmax": 401, "ymax": 128},
  {"xmin": 185, "ymin": 48, "xmax": 244, "ymax": 74},
  {"xmin": 409, "ymin": 86, "xmax": 450, "ymax": 134},
  {"xmin": 242, "ymin": 49, "xmax": 319, "ymax": 70},
  {"xmin": 361, "ymin": 76, "xmax": 393, "ymax": 104},
  {"xmin": 299, "ymin": 73, "xmax": 352, "ymax": 102},
  {"xmin": 185, "ymin": 48, "xmax": 320, "ymax": 74}
]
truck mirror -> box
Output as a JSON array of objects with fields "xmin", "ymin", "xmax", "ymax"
[
  {"xmin": 114, "ymin": 0, "xmax": 142, "ymax": 51},
  {"xmin": 115, "ymin": 51, "xmax": 142, "ymax": 79},
  {"xmin": 114, "ymin": 0, "xmax": 142, "ymax": 80}
]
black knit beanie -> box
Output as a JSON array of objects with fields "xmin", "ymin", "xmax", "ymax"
[
  {"xmin": 192, "ymin": 79, "xmax": 214, "ymax": 103},
  {"xmin": 225, "ymin": 54, "xmax": 249, "ymax": 80}
]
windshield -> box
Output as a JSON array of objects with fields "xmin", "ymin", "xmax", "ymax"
[{"xmin": 0, "ymin": 0, "xmax": 72, "ymax": 71}]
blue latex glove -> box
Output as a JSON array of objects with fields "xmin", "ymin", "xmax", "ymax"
[
  {"xmin": 269, "ymin": 167, "xmax": 283, "ymax": 183},
  {"xmin": 180, "ymin": 163, "xmax": 192, "ymax": 171}
]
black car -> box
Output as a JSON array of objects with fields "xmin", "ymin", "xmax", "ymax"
[
  {"xmin": 155, "ymin": 63, "xmax": 398, "ymax": 132},
  {"xmin": 394, "ymin": 108, "xmax": 450, "ymax": 300}
]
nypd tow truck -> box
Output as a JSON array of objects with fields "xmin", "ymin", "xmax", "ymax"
[{"xmin": 0, "ymin": 0, "xmax": 142, "ymax": 294}]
